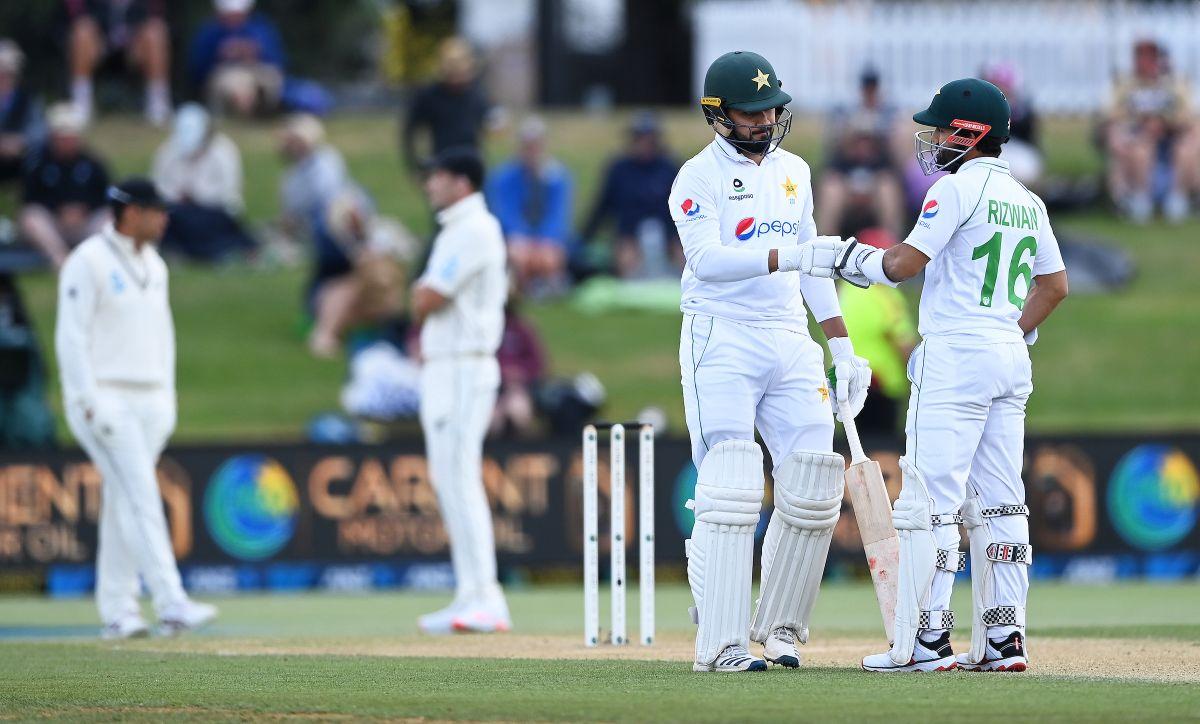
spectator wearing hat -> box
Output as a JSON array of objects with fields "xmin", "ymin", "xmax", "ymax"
[
  {"xmin": 20, "ymin": 103, "xmax": 111, "ymax": 269},
  {"xmin": 64, "ymin": 0, "xmax": 172, "ymax": 126},
  {"xmin": 486, "ymin": 117, "xmax": 573, "ymax": 295},
  {"xmin": 580, "ymin": 112, "xmax": 681, "ymax": 279},
  {"xmin": 1105, "ymin": 39, "xmax": 1200, "ymax": 223},
  {"xmin": 0, "ymin": 40, "xmax": 45, "ymax": 186},
  {"xmin": 818, "ymin": 68, "xmax": 905, "ymax": 238},
  {"xmin": 56, "ymin": 177, "xmax": 218, "ymax": 639},
  {"xmin": 401, "ymin": 37, "xmax": 495, "ymax": 173},
  {"xmin": 835, "ymin": 227, "xmax": 917, "ymax": 434},
  {"xmin": 153, "ymin": 103, "xmax": 255, "ymax": 262},
  {"xmin": 189, "ymin": 0, "xmax": 286, "ymax": 117}
]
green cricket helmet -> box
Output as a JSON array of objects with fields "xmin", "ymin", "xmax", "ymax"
[
  {"xmin": 913, "ymin": 77, "xmax": 1011, "ymax": 174},
  {"xmin": 700, "ymin": 51, "xmax": 793, "ymax": 155}
]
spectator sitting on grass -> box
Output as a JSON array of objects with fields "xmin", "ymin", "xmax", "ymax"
[
  {"xmin": 19, "ymin": 104, "xmax": 110, "ymax": 269},
  {"xmin": 401, "ymin": 37, "xmax": 494, "ymax": 173},
  {"xmin": 1105, "ymin": 39, "xmax": 1199, "ymax": 223},
  {"xmin": 153, "ymin": 103, "xmax": 256, "ymax": 262},
  {"xmin": 63, "ymin": 0, "xmax": 172, "ymax": 125},
  {"xmin": 189, "ymin": 0, "xmax": 286, "ymax": 117},
  {"xmin": 579, "ymin": 112, "xmax": 680, "ymax": 279},
  {"xmin": 817, "ymin": 67, "xmax": 905, "ymax": 237},
  {"xmin": 0, "ymin": 40, "xmax": 44, "ymax": 188},
  {"xmin": 486, "ymin": 117, "xmax": 572, "ymax": 296}
]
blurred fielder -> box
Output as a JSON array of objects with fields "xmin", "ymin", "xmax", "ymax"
[
  {"xmin": 809, "ymin": 79, "xmax": 1069, "ymax": 672},
  {"xmin": 412, "ymin": 148, "xmax": 511, "ymax": 634},
  {"xmin": 669, "ymin": 51, "xmax": 871, "ymax": 673},
  {"xmin": 56, "ymin": 178, "xmax": 217, "ymax": 639}
]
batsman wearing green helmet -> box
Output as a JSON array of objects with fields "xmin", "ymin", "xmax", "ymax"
[
  {"xmin": 807, "ymin": 79, "xmax": 1070, "ymax": 672},
  {"xmin": 670, "ymin": 51, "xmax": 871, "ymax": 673}
]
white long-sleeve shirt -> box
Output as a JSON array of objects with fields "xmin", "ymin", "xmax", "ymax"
[
  {"xmin": 55, "ymin": 225, "xmax": 175, "ymax": 409},
  {"xmin": 668, "ymin": 134, "xmax": 841, "ymax": 332},
  {"xmin": 152, "ymin": 133, "xmax": 244, "ymax": 214},
  {"xmin": 417, "ymin": 192, "xmax": 507, "ymax": 360}
]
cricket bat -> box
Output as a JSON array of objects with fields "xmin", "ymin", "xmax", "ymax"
[{"xmin": 840, "ymin": 403, "xmax": 900, "ymax": 643}]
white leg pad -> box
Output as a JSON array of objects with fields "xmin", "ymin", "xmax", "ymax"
[
  {"xmin": 962, "ymin": 490, "xmax": 1032, "ymax": 663},
  {"xmin": 889, "ymin": 458, "xmax": 961, "ymax": 665},
  {"xmin": 687, "ymin": 440, "xmax": 764, "ymax": 666},
  {"xmin": 750, "ymin": 450, "xmax": 844, "ymax": 643}
]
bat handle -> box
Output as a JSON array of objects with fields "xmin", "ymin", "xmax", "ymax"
[{"xmin": 840, "ymin": 403, "xmax": 869, "ymax": 464}]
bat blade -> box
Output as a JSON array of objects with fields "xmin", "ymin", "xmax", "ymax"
[{"xmin": 844, "ymin": 458, "xmax": 899, "ymax": 643}]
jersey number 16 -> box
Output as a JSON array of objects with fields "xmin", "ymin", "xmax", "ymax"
[{"xmin": 971, "ymin": 232, "xmax": 1037, "ymax": 310}]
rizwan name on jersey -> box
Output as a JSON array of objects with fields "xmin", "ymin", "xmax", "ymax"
[{"xmin": 987, "ymin": 200, "xmax": 1040, "ymax": 230}]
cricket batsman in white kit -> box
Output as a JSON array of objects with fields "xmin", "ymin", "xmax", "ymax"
[
  {"xmin": 56, "ymin": 178, "xmax": 217, "ymax": 639},
  {"xmin": 670, "ymin": 51, "xmax": 872, "ymax": 673},
  {"xmin": 808, "ymin": 79, "xmax": 1069, "ymax": 672},
  {"xmin": 411, "ymin": 148, "xmax": 511, "ymax": 634}
]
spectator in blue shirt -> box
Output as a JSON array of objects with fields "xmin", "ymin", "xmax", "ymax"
[
  {"xmin": 188, "ymin": 0, "xmax": 285, "ymax": 117},
  {"xmin": 485, "ymin": 117, "xmax": 573, "ymax": 294},
  {"xmin": 580, "ymin": 112, "xmax": 680, "ymax": 278}
]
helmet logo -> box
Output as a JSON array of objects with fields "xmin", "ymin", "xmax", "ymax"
[
  {"xmin": 751, "ymin": 69, "xmax": 771, "ymax": 91},
  {"xmin": 701, "ymin": 96, "xmax": 723, "ymax": 107},
  {"xmin": 681, "ymin": 198, "xmax": 701, "ymax": 216},
  {"xmin": 735, "ymin": 217, "xmax": 757, "ymax": 240},
  {"xmin": 921, "ymin": 199, "xmax": 939, "ymax": 219}
]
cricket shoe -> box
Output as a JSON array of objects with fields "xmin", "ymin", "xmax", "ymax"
[
  {"xmin": 157, "ymin": 599, "xmax": 217, "ymax": 637},
  {"xmin": 861, "ymin": 631, "xmax": 957, "ymax": 672},
  {"xmin": 693, "ymin": 644, "xmax": 768, "ymax": 673},
  {"xmin": 101, "ymin": 612, "xmax": 150, "ymax": 640},
  {"xmin": 418, "ymin": 602, "xmax": 465, "ymax": 635},
  {"xmin": 956, "ymin": 631, "xmax": 1028, "ymax": 672},
  {"xmin": 450, "ymin": 604, "xmax": 512, "ymax": 634},
  {"xmin": 762, "ymin": 626, "xmax": 802, "ymax": 668}
]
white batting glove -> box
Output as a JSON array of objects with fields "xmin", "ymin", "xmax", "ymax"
[
  {"xmin": 827, "ymin": 337, "xmax": 871, "ymax": 421},
  {"xmin": 777, "ymin": 236, "xmax": 841, "ymax": 277}
]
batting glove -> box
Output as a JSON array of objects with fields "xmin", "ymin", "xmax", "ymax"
[{"xmin": 827, "ymin": 337, "xmax": 871, "ymax": 421}]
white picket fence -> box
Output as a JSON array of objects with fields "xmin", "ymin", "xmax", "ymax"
[{"xmin": 693, "ymin": 0, "xmax": 1200, "ymax": 114}]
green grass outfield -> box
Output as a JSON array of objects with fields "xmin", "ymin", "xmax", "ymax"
[
  {"xmin": 1, "ymin": 582, "xmax": 1199, "ymax": 721},
  {"xmin": 9, "ymin": 113, "xmax": 1200, "ymax": 440}
]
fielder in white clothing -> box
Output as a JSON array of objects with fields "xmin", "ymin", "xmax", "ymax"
[
  {"xmin": 670, "ymin": 51, "xmax": 872, "ymax": 673},
  {"xmin": 55, "ymin": 178, "xmax": 216, "ymax": 639},
  {"xmin": 809, "ymin": 79, "xmax": 1069, "ymax": 672},
  {"xmin": 411, "ymin": 148, "xmax": 511, "ymax": 634}
]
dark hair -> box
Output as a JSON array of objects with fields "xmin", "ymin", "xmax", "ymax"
[
  {"xmin": 976, "ymin": 135, "xmax": 1006, "ymax": 157},
  {"xmin": 428, "ymin": 146, "xmax": 485, "ymax": 191}
]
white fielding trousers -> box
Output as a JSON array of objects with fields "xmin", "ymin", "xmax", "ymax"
[
  {"xmin": 419, "ymin": 355, "xmax": 502, "ymax": 604},
  {"xmin": 65, "ymin": 384, "xmax": 185, "ymax": 624},
  {"xmin": 904, "ymin": 338, "xmax": 1033, "ymax": 622},
  {"xmin": 680, "ymin": 314, "xmax": 834, "ymax": 471}
]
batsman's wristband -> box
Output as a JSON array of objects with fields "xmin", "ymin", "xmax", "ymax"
[{"xmin": 840, "ymin": 243, "xmax": 898, "ymax": 288}]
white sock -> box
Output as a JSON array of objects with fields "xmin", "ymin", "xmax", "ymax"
[
  {"xmin": 989, "ymin": 624, "xmax": 1019, "ymax": 641},
  {"xmin": 918, "ymin": 629, "xmax": 947, "ymax": 644}
]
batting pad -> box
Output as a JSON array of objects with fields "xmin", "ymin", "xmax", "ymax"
[
  {"xmin": 687, "ymin": 440, "xmax": 764, "ymax": 665},
  {"xmin": 962, "ymin": 491, "xmax": 1032, "ymax": 664},
  {"xmin": 750, "ymin": 450, "xmax": 844, "ymax": 643}
]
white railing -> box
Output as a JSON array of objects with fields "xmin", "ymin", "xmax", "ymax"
[{"xmin": 693, "ymin": 0, "xmax": 1200, "ymax": 114}]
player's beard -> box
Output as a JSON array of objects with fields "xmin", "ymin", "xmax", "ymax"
[{"xmin": 732, "ymin": 125, "xmax": 771, "ymax": 155}]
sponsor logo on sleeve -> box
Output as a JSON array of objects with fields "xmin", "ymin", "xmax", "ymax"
[
  {"xmin": 680, "ymin": 198, "xmax": 701, "ymax": 217},
  {"xmin": 921, "ymin": 199, "xmax": 940, "ymax": 219}
]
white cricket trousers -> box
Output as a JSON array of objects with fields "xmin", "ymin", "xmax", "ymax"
[
  {"xmin": 419, "ymin": 355, "xmax": 502, "ymax": 604},
  {"xmin": 903, "ymin": 337, "xmax": 1033, "ymax": 618},
  {"xmin": 680, "ymin": 314, "xmax": 834, "ymax": 471},
  {"xmin": 65, "ymin": 384, "xmax": 186, "ymax": 624}
]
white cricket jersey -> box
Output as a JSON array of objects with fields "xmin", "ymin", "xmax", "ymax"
[
  {"xmin": 55, "ymin": 225, "xmax": 175, "ymax": 408},
  {"xmin": 418, "ymin": 192, "xmax": 508, "ymax": 359},
  {"xmin": 904, "ymin": 157, "xmax": 1066, "ymax": 343},
  {"xmin": 668, "ymin": 134, "xmax": 839, "ymax": 332}
]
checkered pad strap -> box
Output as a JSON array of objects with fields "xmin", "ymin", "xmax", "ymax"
[
  {"xmin": 930, "ymin": 513, "xmax": 963, "ymax": 526},
  {"xmin": 986, "ymin": 542, "xmax": 1033, "ymax": 565},
  {"xmin": 980, "ymin": 505, "xmax": 1030, "ymax": 518},
  {"xmin": 935, "ymin": 547, "xmax": 967, "ymax": 572},
  {"xmin": 917, "ymin": 609, "xmax": 955, "ymax": 630},
  {"xmin": 981, "ymin": 605, "xmax": 1026, "ymax": 627}
]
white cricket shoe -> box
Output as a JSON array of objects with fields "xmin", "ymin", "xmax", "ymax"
[
  {"xmin": 157, "ymin": 599, "xmax": 217, "ymax": 636},
  {"xmin": 693, "ymin": 644, "xmax": 768, "ymax": 673},
  {"xmin": 762, "ymin": 626, "xmax": 801, "ymax": 668},
  {"xmin": 450, "ymin": 599, "xmax": 512, "ymax": 634},
  {"xmin": 101, "ymin": 612, "xmax": 149, "ymax": 640},
  {"xmin": 956, "ymin": 631, "xmax": 1028, "ymax": 672},
  {"xmin": 417, "ymin": 602, "xmax": 463, "ymax": 635},
  {"xmin": 861, "ymin": 631, "xmax": 957, "ymax": 672}
]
